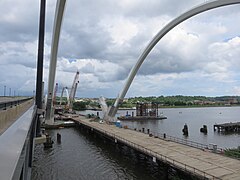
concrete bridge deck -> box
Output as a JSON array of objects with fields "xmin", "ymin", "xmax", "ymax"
[
  {"xmin": 0, "ymin": 98, "xmax": 33, "ymax": 135},
  {"xmin": 72, "ymin": 116, "xmax": 240, "ymax": 180}
]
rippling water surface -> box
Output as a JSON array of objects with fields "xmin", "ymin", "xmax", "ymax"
[{"xmin": 32, "ymin": 127, "xmax": 187, "ymax": 180}]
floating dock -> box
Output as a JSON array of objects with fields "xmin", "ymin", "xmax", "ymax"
[{"xmin": 214, "ymin": 122, "xmax": 240, "ymax": 132}]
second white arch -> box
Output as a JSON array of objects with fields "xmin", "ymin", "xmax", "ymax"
[{"xmin": 107, "ymin": 0, "xmax": 240, "ymax": 120}]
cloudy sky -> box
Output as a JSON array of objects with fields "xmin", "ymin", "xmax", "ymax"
[{"xmin": 0, "ymin": 0, "xmax": 240, "ymax": 98}]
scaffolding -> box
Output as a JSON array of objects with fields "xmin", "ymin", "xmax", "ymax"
[{"xmin": 136, "ymin": 102, "xmax": 159, "ymax": 117}]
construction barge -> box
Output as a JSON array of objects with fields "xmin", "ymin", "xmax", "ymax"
[
  {"xmin": 118, "ymin": 115, "xmax": 167, "ymax": 120},
  {"xmin": 118, "ymin": 102, "xmax": 167, "ymax": 121},
  {"xmin": 214, "ymin": 122, "xmax": 240, "ymax": 132}
]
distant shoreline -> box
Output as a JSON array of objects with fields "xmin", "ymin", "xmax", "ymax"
[
  {"xmin": 158, "ymin": 104, "xmax": 240, "ymax": 109},
  {"xmin": 82, "ymin": 104, "xmax": 240, "ymax": 111}
]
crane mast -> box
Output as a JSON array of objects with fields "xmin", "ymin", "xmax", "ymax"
[{"xmin": 69, "ymin": 71, "xmax": 80, "ymax": 111}]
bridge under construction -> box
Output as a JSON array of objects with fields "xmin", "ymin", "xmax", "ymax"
[{"xmin": 1, "ymin": 0, "xmax": 240, "ymax": 179}]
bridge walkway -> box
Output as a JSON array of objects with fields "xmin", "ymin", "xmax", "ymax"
[{"xmin": 72, "ymin": 116, "xmax": 240, "ymax": 180}]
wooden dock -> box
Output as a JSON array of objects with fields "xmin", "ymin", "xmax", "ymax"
[
  {"xmin": 214, "ymin": 122, "xmax": 240, "ymax": 132},
  {"xmin": 71, "ymin": 116, "xmax": 240, "ymax": 179}
]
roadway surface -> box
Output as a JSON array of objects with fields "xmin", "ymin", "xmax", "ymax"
[{"xmin": 71, "ymin": 115, "xmax": 240, "ymax": 180}]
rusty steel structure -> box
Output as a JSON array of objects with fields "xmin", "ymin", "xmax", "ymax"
[{"xmin": 136, "ymin": 102, "xmax": 159, "ymax": 117}]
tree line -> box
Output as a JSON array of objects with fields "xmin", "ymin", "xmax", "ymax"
[{"xmin": 71, "ymin": 95, "xmax": 240, "ymax": 110}]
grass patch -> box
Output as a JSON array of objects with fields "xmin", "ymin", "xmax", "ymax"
[{"xmin": 224, "ymin": 147, "xmax": 240, "ymax": 159}]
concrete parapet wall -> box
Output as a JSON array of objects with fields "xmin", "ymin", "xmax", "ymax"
[{"xmin": 0, "ymin": 100, "xmax": 34, "ymax": 134}]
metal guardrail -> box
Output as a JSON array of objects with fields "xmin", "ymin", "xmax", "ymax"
[
  {"xmin": 110, "ymin": 133, "xmax": 220, "ymax": 180},
  {"xmin": 0, "ymin": 97, "xmax": 33, "ymax": 110},
  {"xmin": 0, "ymin": 105, "xmax": 37, "ymax": 180},
  {"xmin": 103, "ymin": 130, "xmax": 220, "ymax": 179},
  {"xmin": 125, "ymin": 124, "xmax": 224, "ymax": 153}
]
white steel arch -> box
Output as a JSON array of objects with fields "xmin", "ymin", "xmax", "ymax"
[
  {"xmin": 45, "ymin": 0, "xmax": 66, "ymax": 124},
  {"xmin": 107, "ymin": 0, "xmax": 240, "ymax": 119},
  {"xmin": 60, "ymin": 87, "xmax": 70, "ymax": 107}
]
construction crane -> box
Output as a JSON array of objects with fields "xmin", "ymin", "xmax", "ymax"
[{"xmin": 69, "ymin": 71, "xmax": 80, "ymax": 111}]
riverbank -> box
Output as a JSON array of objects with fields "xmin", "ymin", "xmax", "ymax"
[{"xmin": 79, "ymin": 104, "xmax": 240, "ymax": 111}]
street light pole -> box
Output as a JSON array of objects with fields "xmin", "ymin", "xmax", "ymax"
[
  {"xmin": 4, "ymin": 86, "xmax": 6, "ymax": 96},
  {"xmin": 35, "ymin": 0, "xmax": 46, "ymax": 137},
  {"xmin": 36, "ymin": 0, "xmax": 46, "ymax": 109}
]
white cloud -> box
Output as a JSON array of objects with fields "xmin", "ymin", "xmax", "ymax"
[
  {"xmin": 0, "ymin": 0, "xmax": 240, "ymax": 98},
  {"xmin": 232, "ymin": 86, "xmax": 240, "ymax": 96},
  {"xmin": 102, "ymin": 17, "xmax": 139, "ymax": 45}
]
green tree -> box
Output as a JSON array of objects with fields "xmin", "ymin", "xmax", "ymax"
[{"xmin": 73, "ymin": 101, "xmax": 87, "ymax": 110}]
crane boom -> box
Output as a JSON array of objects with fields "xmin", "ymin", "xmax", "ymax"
[
  {"xmin": 69, "ymin": 71, "xmax": 80, "ymax": 111},
  {"xmin": 69, "ymin": 71, "xmax": 79, "ymax": 100}
]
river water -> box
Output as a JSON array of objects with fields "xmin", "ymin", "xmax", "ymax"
[
  {"xmin": 32, "ymin": 127, "xmax": 188, "ymax": 180},
  {"xmin": 32, "ymin": 107, "xmax": 240, "ymax": 179},
  {"xmin": 84, "ymin": 106, "xmax": 240, "ymax": 149}
]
